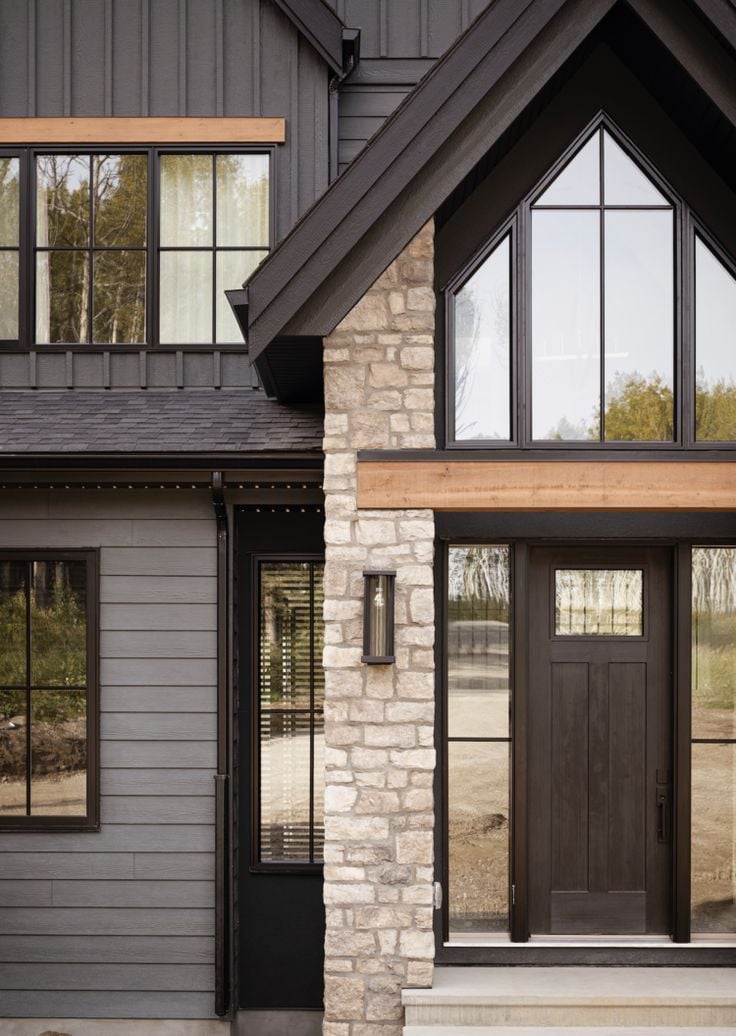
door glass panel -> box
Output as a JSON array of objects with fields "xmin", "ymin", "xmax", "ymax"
[
  {"xmin": 695, "ymin": 238, "xmax": 736, "ymax": 441},
  {"xmin": 448, "ymin": 741, "xmax": 509, "ymax": 936},
  {"xmin": 448, "ymin": 546, "xmax": 510, "ymax": 738},
  {"xmin": 532, "ymin": 210, "xmax": 600, "ymax": 440},
  {"xmin": 692, "ymin": 547, "xmax": 736, "ymax": 740},
  {"xmin": 555, "ymin": 569, "xmax": 643, "ymax": 636},
  {"xmin": 260, "ymin": 563, "xmax": 312, "ymax": 711},
  {"xmin": 453, "ymin": 234, "xmax": 511, "ymax": 441},
  {"xmin": 535, "ymin": 131, "xmax": 600, "ymax": 207},
  {"xmin": 260, "ymin": 710, "xmax": 311, "ymax": 863},
  {"xmin": 691, "ymin": 742, "xmax": 736, "ymax": 934},
  {"xmin": 603, "ymin": 210, "xmax": 674, "ymax": 441},
  {"xmin": 603, "ymin": 130, "xmax": 667, "ymax": 206}
]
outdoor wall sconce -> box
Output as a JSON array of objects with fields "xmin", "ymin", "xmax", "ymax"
[{"xmin": 362, "ymin": 570, "xmax": 396, "ymax": 664}]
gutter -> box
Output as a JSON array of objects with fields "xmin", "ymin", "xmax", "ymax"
[{"xmin": 212, "ymin": 471, "xmax": 233, "ymax": 1017}]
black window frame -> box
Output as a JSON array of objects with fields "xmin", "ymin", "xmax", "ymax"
[
  {"xmin": 444, "ymin": 111, "xmax": 736, "ymax": 454},
  {"xmin": 0, "ymin": 144, "xmax": 274, "ymax": 351},
  {"xmin": 0, "ymin": 548, "xmax": 99, "ymax": 833}
]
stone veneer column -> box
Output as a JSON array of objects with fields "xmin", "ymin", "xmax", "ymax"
[{"xmin": 322, "ymin": 221, "xmax": 437, "ymax": 1036}]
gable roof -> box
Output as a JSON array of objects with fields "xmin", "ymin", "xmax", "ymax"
[{"xmin": 230, "ymin": 0, "xmax": 736, "ymax": 401}]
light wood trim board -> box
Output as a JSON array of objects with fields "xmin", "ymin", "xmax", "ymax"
[
  {"xmin": 0, "ymin": 117, "xmax": 286, "ymax": 144},
  {"xmin": 357, "ymin": 460, "xmax": 736, "ymax": 511}
]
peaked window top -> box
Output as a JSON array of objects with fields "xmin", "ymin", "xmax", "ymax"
[{"xmin": 534, "ymin": 128, "xmax": 668, "ymax": 208}]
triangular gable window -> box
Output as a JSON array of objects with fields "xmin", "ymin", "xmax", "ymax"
[{"xmin": 448, "ymin": 117, "xmax": 736, "ymax": 449}]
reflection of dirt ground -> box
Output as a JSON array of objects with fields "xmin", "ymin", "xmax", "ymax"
[
  {"xmin": 0, "ymin": 771, "xmax": 85, "ymax": 815},
  {"xmin": 692, "ymin": 742, "xmax": 736, "ymax": 933}
]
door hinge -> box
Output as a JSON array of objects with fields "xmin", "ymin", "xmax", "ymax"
[
  {"xmin": 512, "ymin": 883, "xmax": 516, "ymax": 906},
  {"xmin": 433, "ymin": 881, "xmax": 443, "ymax": 910}
]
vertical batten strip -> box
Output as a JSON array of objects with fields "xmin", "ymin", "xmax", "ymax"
[
  {"xmin": 291, "ymin": 38, "xmax": 300, "ymax": 221},
  {"xmin": 179, "ymin": 0, "xmax": 188, "ymax": 115},
  {"xmin": 215, "ymin": 0, "xmax": 224, "ymax": 117},
  {"xmin": 104, "ymin": 0, "xmax": 113, "ymax": 117},
  {"xmin": 141, "ymin": 0, "xmax": 150, "ymax": 116},
  {"xmin": 63, "ymin": 0, "xmax": 72, "ymax": 116},
  {"xmin": 27, "ymin": 0, "xmax": 37, "ymax": 116},
  {"xmin": 253, "ymin": 0, "xmax": 261, "ymax": 114},
  {"xmin": 420, "ymin": 0, "xmax": 429, "ymax": 58},
  {"xmin": 379, "ymin": 0, "xmax": 388, "ymax": 57}
]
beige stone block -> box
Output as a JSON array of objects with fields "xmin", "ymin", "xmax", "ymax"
[
  {"xmin": 389, "ymin": 412, "xmax": 411, "ymax": 432},
  {"xmin": 352, "ymin": 1025, "xmax": 403, "ymax": 1036},
  {"xmin": 357, "ymin": 518, "xmax": 397, "ymax": 544},
  {"xmin": 350, "ymin": 746, "xmax": 389, "ymax": 770},
  {"xmin": 323, "ymin": 882, "xmax": 377, "ymax": 905},
  {"xmin": 363, "ymin": 724, "xmax": 416, "ymax": 748},
  {"xmin": 398, "ymin": 928, "xmax": 435, "ymax": 959},
  {"xmin": 325, "ymin": 928, "xmax": 376, "ymax": 956},
  {"xmin": 325, "ymin": 452, "xmax": 357, "ymax": 476},
  {"xmin": 387, "ymin": 768, "xmax": 409, "ymax": 788},
  {"xmin": 405, "ymin": 960, "xmax": 434, "ymax": 987},
  {"xmin": 325, "ymin": 413, "xmax": 349, "ymax": 434},
  {"xmin": 324, "ymin": 975, "xmax": 365, "ymax": 1021},
  {"xmin": 395, "ymin": 670, "xmax": 435, "ymax": 697},
  {"xmin": 330, "ymin": 768, "xmax": 356, "ymax": 784},
  {"xmin": 325, "ymin": 366, "xmax": 366, "ymax": 410},
  {"xmin": 377, "ymin": 928, "xmax": 399, "ymax": 955},
  {"xmin": 324, "ymin": 700, "xmax": 350, "ymax": 723},
  {"xmin": 356, "ymin": 770, "xmax": 387, "ymax": 788},
  {"xmin": 346, "ymin": 845, "xmax": 392, "ymax": 864},
  {"xmin": 326, "ymin": 493, "xmax": 358, "ymax": 518},
  {"xmin": 366, "ymin": 993, "xmax": 403, "ymax": 1021},
  {"xmin": 396, "ymin": 830, "xmax": 433, "ymax": 864},
  {"xmin": 369, "ymin": 363, "xmax": 408, "ymax": 389},
  {"xmin": 389, "ymin": 747, "xmax": 436, "ymax": 770},
  {"xmin": 325, "ymin": 784, "xmax": 359, "ymax": 812},
  {"xmin": 402, "ymin": 884, "xmax": 434, "ymax": 906},
  {"xmin": 392, "ymin": 312, "xmax": 435, "ymax": 332},
  {"xmin": 340, "ymin": 292, "xmax": 389, "ymax": 333},
  {"xmin": 400, "ymin": 346, "xmax": 434, "ymax": 370},
  {"xmin": 401, "ymin": 788, "xmax": 434, "ymax": 812},
  {"xmin": 324, "ymin": 865, "xmax": 367, "ymax": 882},
  {"xmin": 406, "ymin": 286, "xmax": 435, "ymax": 312},
  {"xmin": 384, "ymin": 700, "xmax": 433, "ymax": 724},
  {"xmin": 387, "ymin": 292, "xmax": 405, "ymax": 315},
  {"xmin": 324, "ymin": 645, "xmax": 363, "ymax": 669},
  {"xmin": 324, "ymin": 746, "xmax": 349, "ymax": 768},
  {"xmin": 324, "ymin": 347, "xmax": 351, "ymax": 363},
  {"xmin": 354, "ymin": 905, "xmax": 413, "ymax": 929},
  {"xmin": 325, "ymin": 519, "xmax": 354, "ymax": 545},
  {"xmin": 355, "ymin": 789, "xmax": 401, "ymax": 813},
  {"xmin": 328, "ymin": 815, "xmax": 390, "ymax": 840},
  {"xmin": 350, "ymin": 411, "xmax": 390, "ymax": 449},
  {"xmin": 366, "ymin": 389, "xmax": 404, "ymax": 410},
  {"xmin": 399, "ymin": 433, "xmax": 436, "ymax": 449},
  {"xmin": 325, "ymin": 597, "xmax": 362, "ymax": 621},
  {"xmin": 352, "ymin": 345, "xmax": 386, "ymax": 364},
  {"xmin": 328, "ymin": 723, "xmax": 363, "ymax": 746},
  {"xmin": 404, "ymin": 387, "xmax": 435, "ymax": 411},
  {"xmin": 348, "ymin": 700, "xmax": 385, "ymax": 723},
  {"xmin": 398, "ymin": 519, "xmax": 434, "ymax": 541},
  {"xmin": 377, "ymin": 863, "xmax": 411, "ymax": 885},
  {"xmin": 397, "ymin": 564, "xmax": 433, "ymax": 586},
  {"xmin": 326, "ymin": 669, "xmax": 364, "ymax": 698},
  {"xmin": 409, "ymin": 411, "xmax": 435, "ymax": 431}
]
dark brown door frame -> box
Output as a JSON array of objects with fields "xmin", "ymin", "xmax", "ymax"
[{"xmin": 434, "ymin": 513, "xmax": 736, "ymax": 965}]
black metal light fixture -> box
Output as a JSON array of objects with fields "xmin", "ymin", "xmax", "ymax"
[{"xmin": 362, "ymin": 570, "xmax": 396, "ymax": 664}]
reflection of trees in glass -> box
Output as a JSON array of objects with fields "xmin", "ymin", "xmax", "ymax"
[
  {"xmin": 692, "ymin": 548, "xmax": 736, "ymax": 715},
  {"xmin": 696, "ymin": 373, "xmax": 736, "ymax": 442},
  {"xmin": 449, "ymin": 546, "xmax": 509, "ymax": 617},
  {"xmin": 544, "ymin": 372, "xmax": 673, "ymax": 441}
]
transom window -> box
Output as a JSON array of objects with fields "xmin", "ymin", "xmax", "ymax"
[
  {"xmin": 0, "ymin": 148, "xmax": 270, "ymax": 348},
  {"xmin": 448, "ymin": 117, "xmax": 736, "ymax": 447}
]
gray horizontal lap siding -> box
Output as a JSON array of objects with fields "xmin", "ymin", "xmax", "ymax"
[
  {"xmin": 0, "ymin": 490, "xmax": 219, "ymax": 1020},
  {"xmin": 0, "ymin": 0, "xmax": 330, "ymax": 392}
]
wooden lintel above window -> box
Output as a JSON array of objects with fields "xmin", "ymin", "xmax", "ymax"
[
  {"xmin": 357, "ymin": 459, "xmax": 736, "ymax": 511},
  {"xmin": 0, "ymin": 117, "xmax": 286, "ymax": 144}
]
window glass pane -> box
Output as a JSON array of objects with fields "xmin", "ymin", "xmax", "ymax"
[
  {"xmin": 260, "ymin": 563, "xmax": 313, "ymax": 711},
  {"xmin": 313, "ymin": 712, "xmax": 325, "ymax": 860},
  {"xmin": 448, "ymin": 546, "xmax": 510, "ymax": 738},
  {"xmin": 0, "ymin": 251, "xmax": 19, "ymax": 339},
  {"xmin": 695, "ymin": 239, "xmax": 736, "ymax": 442},
  {"xmin": 691, "ymin": 742, "xmax": 736, "ymax": 934},
  {"xmin": 0, "ymin": 157, "xmax": 19, "ymax": 247},
  {"xmin": 30, "ymin": 561, "xmax": 87, "ymax": 688},
  {"xmin": 260, "ymin": 710, "xmax": 311, "ymax": 862},
  {"xmin": 36, "ymin": 250, "xmax": 89, "ymax": 344},
  {"xmin": 36, "ymin": 155, "xmax": 90, "ymax": 247},
  {"xmin": 159, "ymin": 251, "xmax": 212, "ymax": 344},
  {"xmin": 160, "ymin": 154, "xmax": 212, "ymax": 247},
  {"xmin": 30, "ymin": 690, "xmax": 86, "ymax": 816},
  {"xmin": 453, "ymin": 235, "xmax": 510, "ymax": 441},
  {"xmin": 604, "ymin": 210, "xmax": 674, "ymax": 441},
  {"xmin": 313, "ymin": 565, "xmax": 325, "ymax": 709},
  {"xmin": 448, "ymin": 741, "xmax": 509, "ymax": 936},
  {"xmin": 692, "ymin": 547, "xmax": 736, "ymax": 740},
  {"xmin": 93, "ymin": 250, "xmax": 146, "ymax": 344},
  {"xmin": 0, "ymin": 561, "xmax": 26, "ymax": 686},
  {"xmin": 555, "ymin": 569, "xmax": 643, "ymax": 636},
  {"xmin": 532, "ymin": 210, "xmax": 600, "ymax": 440},
  {"xmin": 534, "ymin": 131, "xmax": 600, "ymax": 207},
  {"xmin": 216, "ymin": 153, "xmax": 269, "ymax": 247},
  {"xmin": 216, "ymin": 250, "xmax": 266, "ymax": 344},
  {"xmin": 93, "ymin": 154, "xmax": 147, "ymax": 247},
  {"xmin": 0, "ymin": 690, "xmax": 26, "ymax": 816},
  {"xmin": 603, "ymin": 130, "xmax": 667, "ymax": 206}
]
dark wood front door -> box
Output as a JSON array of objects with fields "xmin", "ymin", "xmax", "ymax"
[{"xmin": 528, "ymin": 546, "xmax": 673, "ymax": 936}]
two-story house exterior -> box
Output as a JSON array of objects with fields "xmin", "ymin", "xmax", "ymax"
[{"xmin": 1, "ymin": 1, "xmax": 735, "ymax": 1035}]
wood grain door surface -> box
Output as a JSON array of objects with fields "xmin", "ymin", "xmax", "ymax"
[{"xmin": 528, "ymin": 547, "xmax": 673, "ymax": 936}]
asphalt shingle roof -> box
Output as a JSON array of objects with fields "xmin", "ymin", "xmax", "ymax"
[{"xmin": 0, "ymin": 390, "xmax": 323, "ymax": 455}]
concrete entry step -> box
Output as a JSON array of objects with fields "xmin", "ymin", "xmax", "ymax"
[
  {"xmin": 402, "ymin": 967, "xmax": 736, "ymax": 1029},
  {"xmin": 404, "ymin": 1030, "xmax": 736, "ymax": 1036}
]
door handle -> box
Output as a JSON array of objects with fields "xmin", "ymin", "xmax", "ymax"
[{"xmin": 656, "ymin": 788, "xmax": 670, "ymax": 843}]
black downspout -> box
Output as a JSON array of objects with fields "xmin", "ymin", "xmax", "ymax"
[{"xmin": 212, "ymin": 471, "xmax": 231, "ymax": 1017}]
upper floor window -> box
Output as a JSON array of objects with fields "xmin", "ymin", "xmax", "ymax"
[
  {"xmin": 0, "ymin": 148, "xmax": 270, "ymax": 348},
  {"xmin": 448, "ymin": 117, "xmax": 736, "ymax": 448}
]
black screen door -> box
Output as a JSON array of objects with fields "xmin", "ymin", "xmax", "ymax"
[
  {"xmin": 236, "ymin": 508, "xmax": 325, "ymax": 1009},
  {"xmin": 528, "ymin": 546, "xmax": 673, "ymax": 935}
]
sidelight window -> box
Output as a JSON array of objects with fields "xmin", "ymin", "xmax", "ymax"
[
  {"xmin": 447, "ymin": 115, "xmax": 736, "ymax": 449},
  {"xmin": 0, "ymin": 552, "xmax": 98, "ymax": 830}
]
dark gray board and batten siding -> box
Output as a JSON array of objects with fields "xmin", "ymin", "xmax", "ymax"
[
  {"xmin": 0, "ymin": 0, "xmax": 331, "ymax": 392},
  {"xmin": 0, "ymin": 491, "xmax": 220, "ymax": 1019}
]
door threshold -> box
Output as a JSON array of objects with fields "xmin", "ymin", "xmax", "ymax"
[{"xmin": 446, "ymin": 936, "xmax": 736, "ymax": 948}]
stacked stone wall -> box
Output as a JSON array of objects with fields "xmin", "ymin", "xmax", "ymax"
[{"xmin": 322, "ymin": 221, "xmax": 437, "ymax": 1036}]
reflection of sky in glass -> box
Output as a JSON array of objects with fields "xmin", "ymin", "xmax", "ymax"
[
  {"xmin": 535, "ymin": 132, "xmax": 600, "ymax": 206},
  {"xmin": 696, "ymin": 239, "xmax": 736, "ymax": 386},
  {"xmin": 604, "ymin": 133, "xmax": 666, "ymax": 206},
  {"xmin": 454, "ymin": 235, "xmax": 510, "ymax": 440},
  {"xmin": 532, "ymin": 210, "xmax": 600, "ymax": 440}
]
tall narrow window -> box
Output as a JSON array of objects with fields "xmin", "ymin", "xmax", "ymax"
[
  {"xmin": 447, "ymin": 545, "xmax": 511, "ymax": 936},
  {"xmin": 36, "ymin": 154, "xmax": 147, "ymax": 344},
  {"xmin": 451, "ymin": 233, "xmax": 512, "ymax": 441},
  {"xmin": 531, "ymin": 128, "xmax": 674, "ymax": 442},
  {"xmin": 257, "ymin": 559, "xmax": 324, "ymax": 865},
  {"xmin": 0, "ymin": 553, "xmax": 97, "ymax": 830},
  {"xmin": 0, "ymin": 157, "xmax": 19, "ymax": 341},
  {"xmin": 695, "ymin": 237, "xmax": 736, "ymax": 441},
  {"xmin": 691, "ymin": 547, "xmax": 736, "ymax": 934},
  {"xmin": 159, "ymin": 153, "xmax": 269, "ymax": 345}
]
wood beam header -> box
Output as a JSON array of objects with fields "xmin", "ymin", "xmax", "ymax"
[
  {"xmin": 0, "ymin": 117, "xmax": 286, "ymax": 145},
  {"xmin": 357, "ymin": 460, "xmax": 736, "ymax": 511}
]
